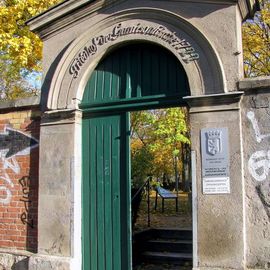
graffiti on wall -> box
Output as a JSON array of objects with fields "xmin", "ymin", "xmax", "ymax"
[
  {"xmin": 0, "ymin": 126, "xmax": 38, "ymax": 205},
  {"xmin": 247, "ymin": 111, "xmax": 270, "ymax": 143},
  {"xmin": 247, "ymin": 110, "xmax": 270, "ymax": 219},
  {"xmin": 19, "ymin": 176, "xmax": 34, "ymax": 228},
  {"xmin": 248, "ymin": 150, "xmax": 270, "ymax": 182},
  {"xmin": 247, "ymin": 111, "xmax": 270, "ymax": 182}
]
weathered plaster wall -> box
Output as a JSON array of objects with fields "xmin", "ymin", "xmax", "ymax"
[
  {"xmin": 38, "ymin": 112, "xmax": 76, "ymax": 258},
  {"xmin": 187, "ymin": 94, "xmax": 244, "ymax": 269},
  {"xmin": 240, "ymin": 77, "xmax": 270, "ymax": 269},
  {"xmin": 0, "ymin": 97, "xmax": 40, "ymax": 269}
]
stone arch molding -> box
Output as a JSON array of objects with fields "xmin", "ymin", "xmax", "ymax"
[{"xmin": 47, "ymin": 8, "xmax": 226, "ymax": 110}]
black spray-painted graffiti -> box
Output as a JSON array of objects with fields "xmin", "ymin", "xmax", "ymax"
[
  {"xmin": 69, "ymin": 23, "xmax": 199, "ymax": 78},
  {"xmin": 256, "ymin": 182, "xmax": 270, "ymax": 220},
  {"xmin": 19, "ymin": 176, "xmax": 34, "ymax": 228},
  {"xmin": 0, "ymin": 126, "xmax": 39, "ymax": 205}
]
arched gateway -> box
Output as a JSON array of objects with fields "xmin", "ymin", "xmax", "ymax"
[
  {"xmin": 24, "ymin": 1, "xmax": 263, "ymax": 270},
  {"xmin": 81, "ymin": 43, "xmax": 190, "ymax": 269}
]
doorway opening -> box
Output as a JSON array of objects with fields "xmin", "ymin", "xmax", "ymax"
[
  {"xmin": 131, "ymin": 107, "xmax": 192, "ymax": 270},
  {"xmin": 81, "ymin": 42, "xmax": 192, "ymax": 270}
]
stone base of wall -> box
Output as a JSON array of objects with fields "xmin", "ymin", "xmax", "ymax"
[
  {"xmin": 0, "ymin": 250, "xmax": 30, "ymax": 270},
  {"xmin": 29, "ymin": 255, "xmax": 70, "ymax": 270},
  {"xmin": 0, "ymin": 251, "xmax": 70, "ymax": 270}
]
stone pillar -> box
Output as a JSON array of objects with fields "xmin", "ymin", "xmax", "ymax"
[
  {"xmin": 185, "ymin": 92, "xmax": 245, "ymax": 269},
  {"xmin": 29, "ymin": 110, "xmax": 78, "ymax": 270}
]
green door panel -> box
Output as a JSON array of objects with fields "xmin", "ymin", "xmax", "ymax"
[
  {"xmin": 82, "ymin": 113, "xmax": 131, "ymax": 270},
  {"xmin": 81, "ymin": 43, "xmax": 189, "ymax": 107}
]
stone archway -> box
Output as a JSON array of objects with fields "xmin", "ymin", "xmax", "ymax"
[
  {"xmin": 35, "ymin": 8, "xmax": 231, "ymax": 270},
  {"xmin": 46, "ymin": 8, "xmax": 226, "ymax": 110},
  {"xmin": 23, "ymin": 1, "xmax": 254, "ymax": 269}
]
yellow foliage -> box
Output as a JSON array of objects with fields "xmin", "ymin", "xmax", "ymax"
[
  {"xmin": 131, "ymin": 108, "xmax": 190, "ymax": 181},
  {"xmin": 0, "ymin": 0, "xmax": 62, "ymax": 99},
  {"xmin": 242, "ymin": 0, "xmax": 270, "ymax": 77},
  {"xmin": 0, "ymin": 0, "xmax": 61, "ymax": 72}
]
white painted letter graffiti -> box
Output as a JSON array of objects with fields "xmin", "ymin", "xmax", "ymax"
[
  {"xmin": 248, "ymin": 150, "xmax": 270, "ymax": 182},
  {"xmin": 0, "ymin": 159, "xmax": 17, "ymax": 204},
  {"xmin": 0, "ymin": 126, "xmax": 38, "ymax": 204},
  {"xmin": 247, "ymin": 111, "xmax": 270, "ymax": 182},
  {"xmin": 247, "ymin": 111, "xmax": 270, "ymax": 143}
]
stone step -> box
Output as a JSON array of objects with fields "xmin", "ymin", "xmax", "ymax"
[
  {"xmin": 146, "ymin": 239, "xmax": 192, "ymax": 253},
  {"xmin": 142, "ymin": 251, "xmax": 192, "ymax": 266},
  {"xmin": 152, "ymin": 228, "xmax": 192, "ymax": 241},
  {"xmin": 133, "ymin": 228, "xmax": 193, "ymax": 267}
]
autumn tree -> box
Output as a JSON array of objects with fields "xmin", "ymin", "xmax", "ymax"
[
  {"xmin": 0, "ymin": 0, "xmax": 61, "ymax": 99},
  {"xmin": 242, "ymin": 0, "xmax": 270, "ymax": 77},
  {"xmin": 130, "ymin": 108, "xmax": 190, "ymax": 190},
  {"xmin": 130, "ymin": 110, "xmax": 155, "ymax": 187}
]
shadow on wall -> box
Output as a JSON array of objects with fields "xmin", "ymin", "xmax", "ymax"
[
  {"xmin": 23, "ymin": 112, "xmax": 41, "ymax": 253},
  {"xmin": 41, "ymin": 41, "xmax": 73, "ymax": 111},
  {"xmin": 11, "ymin": 258, "xmax": 29, "ymax": 270}
]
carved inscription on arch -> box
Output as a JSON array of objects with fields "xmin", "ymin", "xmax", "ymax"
[{"xmin": 69, "ymin": 23, "xmax": 199, "ymax": 79}]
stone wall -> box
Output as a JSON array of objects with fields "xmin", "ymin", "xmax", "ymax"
[
  {"xmin": 0, "ymin": 82, "xmax": 269, "ymax": 270},
  {"xmin": 240, "ymin": 77, "xmax": 270, "ymax": 269},
  {"xmin": 0, "ymin": 97, "xmax": 40, "ymax": 269}
]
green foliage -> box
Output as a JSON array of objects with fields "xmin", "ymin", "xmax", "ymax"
[
  {"xmin": 131, "ymin": 143, "xmax": 154, "ymax": 188},
  {"xmin": 131, "ymin": 111, "xmax": 155, "ymax": 187}
]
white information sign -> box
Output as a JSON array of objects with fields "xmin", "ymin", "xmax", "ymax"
[
  {"xmin": 202, "ymin": 177, "xmax": 230, "ymax": 194},
  {"xmin": 201, "ymin": 128, "xmax": 230, "ymax": 194}
]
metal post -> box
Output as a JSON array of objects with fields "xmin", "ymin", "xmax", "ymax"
[
  {"xmin": 147, "ymin": 179, "xmax": 150, "ymax": 227},
  {"xmin": 175, "ymin": 156, "xmax": 179, "ymax": 211}
]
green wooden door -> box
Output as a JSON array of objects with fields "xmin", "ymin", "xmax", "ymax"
[
  {"xmin": 81, "ymin": 43, "xmax": 190, "ymax": 270},
  {"xmin": 82, "ymin": 113, "xmax": 131, "ymax": 270}
]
